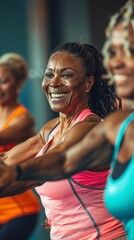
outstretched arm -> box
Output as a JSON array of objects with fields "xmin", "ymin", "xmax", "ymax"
[
  {"xmin": 15, "ymin": 121, "xmax": 113, "ymax": 181},
  {"xmin": 0, "ymin": 159, "xmax": 43, "ymax": 197},
  {"xmin": 0, "ymin": 120, "xmax": 112, "ymax": 187},
  {"xmin": 0, "ymin": 133, "xmax": 44, "ymax": 166},
  {"xmin": 64, "ymin": 121, "xmax": 113, "ymax": 173}
]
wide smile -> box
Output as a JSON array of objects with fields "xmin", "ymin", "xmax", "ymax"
[
  {"xmin": 113, "ymin": 74, "xmax": 127, "ymax": 82},
  {"xmin": 49, "ymin": 92, "xmax": 69, "ymax": 101}
]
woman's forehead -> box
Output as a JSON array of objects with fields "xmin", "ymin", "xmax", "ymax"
[
  {"xmin": 111, "ymin": 23, "xmax": 134, "ymax": 45},
  {"xmin": 47, "ymin": 52, "xmax": 83, "ymax": 68},
  {"xmin": 49, "ymin": 52, "xmax": 76, "ymax": 60}
]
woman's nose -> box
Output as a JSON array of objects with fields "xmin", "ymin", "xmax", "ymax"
[
  {"xmin": 49, "ymin": 75, "xmax": 63, "ymax": 87},
  {"xmin": 109, "ymin": 52, "xmax": 125, "ymax": 70}
]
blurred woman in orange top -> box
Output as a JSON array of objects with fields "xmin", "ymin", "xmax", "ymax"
[{"xmin": 0, "ymin": 53, "xmax": 41, "ymax": 240}]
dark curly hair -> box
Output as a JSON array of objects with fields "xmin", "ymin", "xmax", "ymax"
[{"xmin": 51, "ymin": 42, "xmax": 121, "ymax": 118}]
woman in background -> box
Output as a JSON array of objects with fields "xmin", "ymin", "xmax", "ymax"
[{"xmin": 0, "ymin": 53, "xmax": 41, "ymax": 240}]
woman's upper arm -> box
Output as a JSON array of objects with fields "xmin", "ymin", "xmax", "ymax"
[{"xmin": 63, "ymin": 121, "xmax": 112, "ymax": 174}]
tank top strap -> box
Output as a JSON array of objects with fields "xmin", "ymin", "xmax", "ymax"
[
  {"xmin": 73, "ymin": 109, "xmax": 94, "ymax": 125},
  {"xmin": 36, "ymin": 109, "xmax": 94, "ymax": 156},
  {"xmin": 112, "ymin": 112, "xmax": 134, "ymax": 167},
  {"xmin": 49, "ymin": 109, "xmax": 93, "ymax": 139},
  {"xmin": 48, "ymin": 122, "xmax": 60, "ymax": 141}
]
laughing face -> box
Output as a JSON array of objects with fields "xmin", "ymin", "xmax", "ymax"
[
  {"xmin": 108, "ymin": 23, "xmax": 134, "ymax": 100},
  {"xmin": 42, "ymin": 52, "xmax": 93, "ymax": 114}
]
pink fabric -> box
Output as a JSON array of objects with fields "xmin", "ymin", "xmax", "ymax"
[
  {"xmin": 36, "ymin": 109, "xmax": 93, "ymax": 157},
  {"xmin": 36, "ymin": 109, "xmax": 125, "ymax": 239},
  {"xmin": 72, "ymin": 169, "xmax": 109, "ymax": 188}
]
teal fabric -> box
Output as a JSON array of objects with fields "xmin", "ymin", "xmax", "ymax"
[
  {"xmin": 104, "ymin": 113, "xmax": 134, "ymax": 240},
  {"xmin": 111, "ymin": 113, "xmax": 134, "ymax": 168}
]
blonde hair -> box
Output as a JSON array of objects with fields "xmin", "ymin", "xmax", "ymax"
[
  {"xmin": 0, "ymin": 53, "xmax": 28, "ymax": 84},
  {"xmin": 102, "ymin": 0, "xmax": 134, "ymax": 82}
]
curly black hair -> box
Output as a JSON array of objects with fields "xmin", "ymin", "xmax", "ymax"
[{"xmin": 51, "ymin": 42, "xmax": 121, "ymax": 118}]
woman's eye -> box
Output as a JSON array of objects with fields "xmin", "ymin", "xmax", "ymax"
[
  {"xmin": 0, "ymin": 78, "xmax": 9, "ymax": 84},
  {"xmin": 61, "ymin": 73, "xmax": 72, "ymax": 78},
  {"xmin": 129, "ymin": 47, "xmax": 134, "ymax": 55},
  {"xmin": 108, "ymin": 48, "xmax": 116, "ymax": 58},
  {"xmin": 45, "ymin": 72, "xmax": 53, "ymax": 79}
]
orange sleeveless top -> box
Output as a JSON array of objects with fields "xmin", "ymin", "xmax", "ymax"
[{"xmin": 0, "ymin": 104, "xmax": 41, "ymax": 224}]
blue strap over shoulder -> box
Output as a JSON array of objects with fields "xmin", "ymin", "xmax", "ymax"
[{"xmin": 112, "ymin": 112, "xmax": 134, "ymax": 167}]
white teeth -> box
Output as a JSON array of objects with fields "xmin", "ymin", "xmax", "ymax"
[
  {"xmin": 50, "ymin": 93, "xmax": 68, "ymax": 98},
  {"xmin": 113, "ymin": 75, "xmax": 126, "ymax": 81}
]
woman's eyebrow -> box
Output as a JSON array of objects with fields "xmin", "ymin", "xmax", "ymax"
[
  {"xmin": 45, "ymin": 67, "xmax": 76, "ymax": 72},
  {"xmin": 60, "ymin": 67, "xmax": 75, "ymax": 72}
]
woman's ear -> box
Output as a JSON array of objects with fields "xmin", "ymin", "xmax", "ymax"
[{"xmin": 85, "ymin": 75, "xmax": 95, "ymax": 93}]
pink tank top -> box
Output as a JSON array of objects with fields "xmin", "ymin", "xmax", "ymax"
[{"xmin": 36, "ymin": 109, "xmax": 125, "ymax": 240}]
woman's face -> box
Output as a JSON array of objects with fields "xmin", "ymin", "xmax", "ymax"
[
  {"xmin": 42, "ymin": 52, "xmax": 92, "ymax": 113},
  {"xmin": 108, "ymin": 23, "xmax": 134, "ymax": 100},
  {"xmin": 0, "ymin": 65, "xmax": 18, "ymax": 106}
]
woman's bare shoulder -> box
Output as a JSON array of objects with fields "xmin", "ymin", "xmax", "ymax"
[
  {"xmin": 39, "ymin": 117, "xmax": 60, "ymax": 142},
  {"xmin": 103, "ymin": 110, "xmax": 134, "ymax": 144},
  {"xmin": 104, "ymin": 110, "xmax": 133, "ymax": 127},
  {"xmin": 76, "ymin": 113, "xmax": 101, "ymax": 126}
]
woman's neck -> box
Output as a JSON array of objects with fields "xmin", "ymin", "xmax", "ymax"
[
  {"xmin": 59, "ymin": 105, "xmax": 89, "ymax": 133},
  {"xmin": 0, "ymin": 102, "xmax": 19, "ymax": 117},
  {"xmin": 123, "ymin": 99, "xmax": 134, "ymax": 110},
  {"xmin": 0, "ymin": 102, "xmax": 19, "ymax": 127}
]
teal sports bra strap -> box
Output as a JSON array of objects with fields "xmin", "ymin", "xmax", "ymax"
[{"xmin": 112, "ymin": 112, "xmax": 134, "ymax": 167}]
